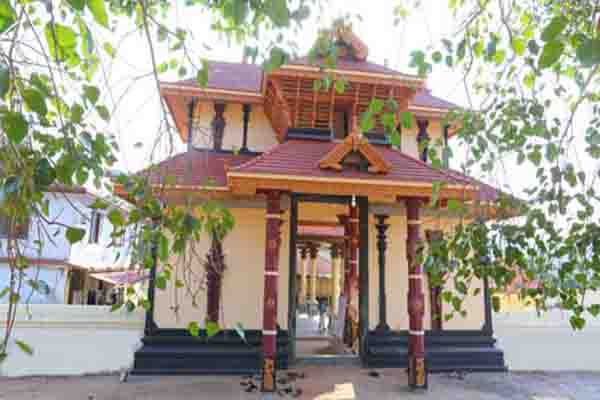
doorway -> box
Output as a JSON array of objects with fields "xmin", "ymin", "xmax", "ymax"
[{"xmin": 287, "ymin": 194, "xmax": 369, "ymax": 363}]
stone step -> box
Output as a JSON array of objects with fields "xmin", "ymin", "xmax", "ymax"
[{"xmin": 294, "ymin": 355, "xmax": 361, "ymax": 367}]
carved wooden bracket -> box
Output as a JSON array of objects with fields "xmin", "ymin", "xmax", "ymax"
[{"xmin": 318, "ymin": 123, "xmax": 391, "ymax": 174}]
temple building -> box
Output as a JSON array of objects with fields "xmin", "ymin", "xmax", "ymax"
[{"xmin": 117, "ymin": 28, "xmax": 512, "ymax": 391}]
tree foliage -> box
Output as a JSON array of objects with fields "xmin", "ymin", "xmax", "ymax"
[{"xmin": 0, "ymin": 0, "xmax": 312, "ymax": 362}]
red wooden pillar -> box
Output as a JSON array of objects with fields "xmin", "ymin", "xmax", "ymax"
[
  {"xmin": 406, "ymin": 198, "xmax": 428, "ymax": 389},
  {"xmin": 349, "ymin": 203, "xmax": 359, "ymax": 290},
  {"xmin": 261, "ymin": 191, "xmax": 283, "ymax": 393},
  {"xmin": 337, "ymin": 214, "xmax": 351, "ymax": 297}
]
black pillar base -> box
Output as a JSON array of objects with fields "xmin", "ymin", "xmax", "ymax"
[
  {"xmin": 408, "ymin": 356, "xmax": 429, "ymax": 391},
  {"xmin": 375, "ymin": 323, "xmax": 391, "ymax": 334}
]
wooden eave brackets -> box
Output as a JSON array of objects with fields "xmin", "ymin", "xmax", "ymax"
[{"xmin": 318, "ymin": 128, "xmax": 391, "ymax": 174}]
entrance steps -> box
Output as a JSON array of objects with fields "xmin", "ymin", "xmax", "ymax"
[{"xmin": 295, "ymin": 354, "xmax": 361, "ymax": 367}]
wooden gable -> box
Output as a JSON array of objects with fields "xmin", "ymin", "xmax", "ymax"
[{"xmin": 318, "ymin": 122, "xmax": 391, "ymax": 174}]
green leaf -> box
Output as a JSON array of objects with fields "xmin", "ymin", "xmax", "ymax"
[
  {"xmin": 447, "ymin": 199, "xmax": 462, "ymax": 211},
  {"xmin": 400, "ymin": 111, "xmax": 413, "ymax": 129},
  {"xmin": 2, "ymin": 111, "xmax": 28, "ymax": 144},
  {"xmin": 269, "ymin": 0, "xmax": 290, "ymax": 27},
  {"xmin": 335, "ymin": 79, "xmax": 346, "ymax": 94},
  {"xmin": 34, "ymin": 158, "xmax": 56, "ymax": 187},
  {"xmin": 22, "ymin": 89, "xmax": 47, "ymax": 117},
  {"xmin": 0, "ymin": 287, "xmax": 9, "ymax": 299},
  {"xmin": 107, "ymin": 209, "xmax": 125, "ymax": 227},
  {"xmin": 158, "ymin": 235, "xmax": 169, "ymax": 262},
  {"xmin": 15, "ymin": 340, "xmax": 33, "ymax": 356},
  {"xmin": 155, "ymin": 275, "xmax": 167, "ymax": 290},
  {"xmin": 83, "ymin": 85, "xmax": 100, "ymax": 105},
  {"xmin": 110, "ymin": 303, "xmax": 121, "ymax": 312},
  {"xmin": 432, "ymin": 51, "xmax": 443, "ymax": 63},
  {"xmin": 368, "ymin": 98, "xmax": 385, "ymax": 114},
  {"xmin": 0, "ymin": 64, "xmax": 9, "ymax": 99},
  {"xmin": 87, "ymin": 0, "xmax": 109, "ymax": 28},
  {"xmin": 196, "ymin": 59, "xmax": 209, "ymax": 87},
  {"xmin": 206, "ymin": 321, "xmax": 220, "ymax": 338},
  {"xmin": 68, "ymin": 0, "xmax": 86, "ymax": 11},
  {"xmin": 569, "ymin": 315, "xmax": 586, "ymax": 330},
  {"xmin": 0, "ymin": 2, "xmax": 16, "ymax": 34},
  {"xmin": 538, "ymin": 41, "xmax": 564, "ymax": 69},
  {"xmin": 188, "ymin": 321, "xmax": 200, "ymax": 337},
  {"xmin": 44, "ymin": 23, "xmax": 78, "ymax": 62},
  {"xmin": 96, "ymin": 105, "xmax": 110, "ymax": 122},
  {"xmin": 576, "ymin": 38, "xmax": 600, "ymax": 68},
  {"xmin": 541, "ymin": 16, "xmax": 567, "ymax": 42},
  {"xmin": 511, "ymin": 38, "xmax": 526, "ymax": 56},
  {"xmin": 430, "ymin": 181, "xmax": 441, "ymax": 206},
  {"xmin": 103, "ymin": 42, "xmax": 116, "ymax": 58},
  {"xmin": 66, "ymin": 227, "xmax": 86, "ymax": 244}
]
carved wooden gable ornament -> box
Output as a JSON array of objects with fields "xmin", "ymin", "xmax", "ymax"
[{"xmin": 318, "ymin": 124, "xmax": 391, "ymax": 174}]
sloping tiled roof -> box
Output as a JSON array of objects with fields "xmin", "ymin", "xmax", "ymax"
[
  {"xmin": 230, "ymin": 139, "xmax": 472, "ymax": 186},
  {"xmin": 145, "ymin": 150, "xmax": 257, "ymax": 187},
  {"xmin": 412, "ymin": 89, "xmax": 460, "ymax": 110},
  {"xmin": 167, "ymin": 60, "xmax": 459, "ymax": 111},
  {"xmin": 141, "ymin": 146, "xmax": 504, "ymax": 204},
  {"xmin": 175, "ymin": 61, "xmax": 263, "ymax": 93},
  {"xmin": 288, "ymin": 56, "xmax": 410, "ymax": 76}
]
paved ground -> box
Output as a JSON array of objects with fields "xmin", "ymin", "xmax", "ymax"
[{"xmin": 2, "ymin": 368, "xmax": 599, "ymax": 400}]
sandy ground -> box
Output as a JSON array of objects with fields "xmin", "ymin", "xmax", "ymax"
[{"xmin": 2, "ymin": 368, "xmax": 600, "ymax": 400}]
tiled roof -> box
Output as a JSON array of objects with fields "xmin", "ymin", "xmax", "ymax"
[
  {"xmin": 412, "ymin": 89, "xmax": 460, "ymax": 110},
  {"xmin": 288, "ymin": 56, "xmax": 410, "ymax": 76},
  {"xmin": 230, "ymin": 139, "xmax": 473, "ymax": 186},
  {"xmin": 145, "ymin": 150, "xmax": 257, "ymax": 187},
  {"xmin": 176, "ymin": 61, "xmax": 263, "ymax": 93},
  {"xmin": 142, "ymin": 145, "xmax": 503, "ymax": 204},
  {"xmin": 168, "ymin": 61, "xmax": 460, "ymax": 111}
]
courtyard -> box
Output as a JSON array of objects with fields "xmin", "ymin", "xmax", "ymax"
[{"xmin": 1, "ymin": 368, "xmax": 599, "ymax": 400}]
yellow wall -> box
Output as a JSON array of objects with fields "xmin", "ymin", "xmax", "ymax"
[
  {"xmin": 153, "ymin": 200, "xmax": 485, "ymax": 332},
  {"xmin": 400, "ymin": 118, "xmax": 445, "ymax": 160},
  {"xmin": 192, "ymin": 101, "xmax": 279, "ymax": 152},
  {"xmin": 154, "ymin": 206, "xmax": 290, "ymax": 330},
  {"xmin": 368, "ymin": 204, "xmax": 486, "ymax": 331}
]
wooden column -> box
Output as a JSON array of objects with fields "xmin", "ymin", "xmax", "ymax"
[
  {"xmin": 416, "ymin": 119, "xmax": 430, "ymax": 162},
  {"xmin": 211, "ymin": 103, "xmax": 226, "ymax": 150},
  {"xmin": 375, "ymin": 214, "xmax": 390, "ymax": 332},
  {"xmin": 261, "ymin": 191, "xmax": 283, "ymax": 393},
  {"xmin": 299, "ymin": 247, "xmax": 308, "ymax": 308},
  {"xmin": 349, "ymin": 203, "xmax": 359, "ymax": 294},
  {"xmin": 241, "ymin": 104, "xmax": 251, "ymax": 152},
  {"xmin": 338, "ymin": 214, "xmax": 351, "ymax": 297},
  {"xmin": 309, "ymin": 244, "xmax": 319, "ymax": 311},
  {"xmin": 406, "ymin": 198, "xmax": 427, "ymax": 390}
]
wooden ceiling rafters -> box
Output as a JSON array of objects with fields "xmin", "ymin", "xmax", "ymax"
[{"xmin": 262, "ymin": 72, "xmax": 419, "ymax": 142}]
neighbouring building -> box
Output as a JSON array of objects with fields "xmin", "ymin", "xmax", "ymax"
[
  {"xmin": 117, "ymin": 28, "xmax": 517, "ymax": 391},
  {"xmin": 0, "ymin": 185, "xmax": 138, "ymax": 305}
]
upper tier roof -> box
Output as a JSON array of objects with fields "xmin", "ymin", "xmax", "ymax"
[{"xmin": 168, "ymin": 60, "xmax": 460, "ymax": 111}]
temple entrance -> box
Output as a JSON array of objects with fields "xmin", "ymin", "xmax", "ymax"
[{"xmin": 287, "ymin": 194, "xmax": 369, "ymax": 363}]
